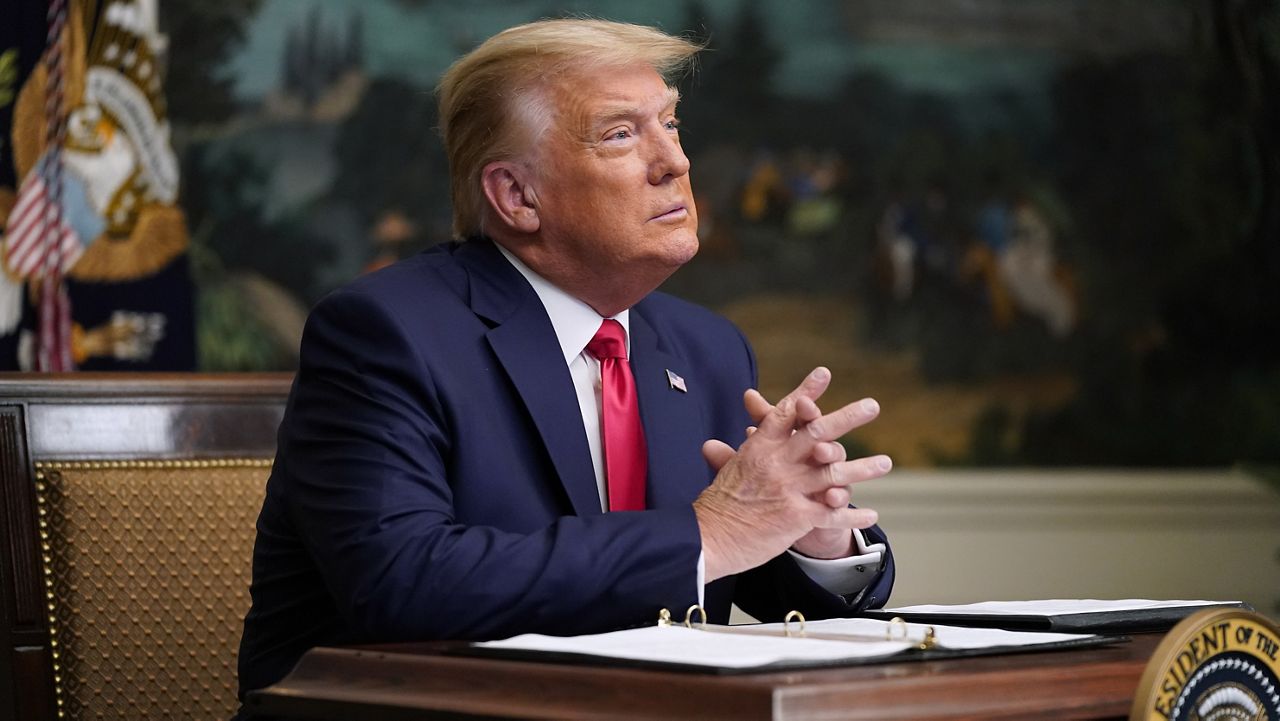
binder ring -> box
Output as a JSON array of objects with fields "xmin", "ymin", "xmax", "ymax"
[
  {"xmin": 683, "ymin": 605, "xmax": 707, "ymax": 629},
  {"xmin": 887, "ymin": 616, "xmax": 910, "ymax": 641},
  {"xmin": 783, "ymin": 610, "xmax": 806, "ymax": 637},
  {"xmin": 887, "ymin": 616, "xmax": 939, "ymax": 650},
  {"xmin": 657, "ymin": 608, "xmax": 673, "ymax": 627}
]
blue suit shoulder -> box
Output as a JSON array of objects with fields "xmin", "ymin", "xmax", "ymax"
[{"xmin": 324, "ymin": 243, "xmax": 468, "ymax": 307}]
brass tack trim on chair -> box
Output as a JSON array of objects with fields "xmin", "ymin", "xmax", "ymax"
[
  {"xmin": 33, "ymin": 459, "xmax": 273, "ymax": 720},
  {"xmin": 36, "ymin": 459, "xmax": 274, "ymax": 471},
  {"xmin": 34, "ymin": 467, "xmax": 66, "ymax": 720}
]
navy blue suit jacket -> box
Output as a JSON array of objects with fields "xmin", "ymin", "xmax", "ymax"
[{"xmin": 237, "ymin": 239, "xmax": 894, "ymax": 698}]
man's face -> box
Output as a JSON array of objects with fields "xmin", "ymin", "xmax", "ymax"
[{"xmin": 527, "ymin": 64, "xmax": 699, "ymax": 281}]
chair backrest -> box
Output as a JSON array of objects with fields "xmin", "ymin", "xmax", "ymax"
[{"xmin": 0, "ymin": 373, "xmax": 291, "ymax": 721}]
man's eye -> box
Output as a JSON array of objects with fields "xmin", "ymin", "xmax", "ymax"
[
  {"xmin": 665, "ymin": 119, "xmax": 681, "ymax": 131},
  {"xmin": 608, "ymin": 129, "xmax": 631, "ymax": 141}
]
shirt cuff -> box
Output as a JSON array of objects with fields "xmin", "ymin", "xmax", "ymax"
[
  {"xmin": 786, "ymin": 529, "xmax": 886, "ymax": 597},
  {"xmin": 696, "ymin": 550, "xmax": 706, "ymax": 607}
]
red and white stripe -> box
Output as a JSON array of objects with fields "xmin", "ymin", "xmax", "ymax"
[{"xmin": 3, "ymin": 170, "xmax": 83, "ymax": 278}]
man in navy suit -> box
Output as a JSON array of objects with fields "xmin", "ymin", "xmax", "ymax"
[{"xmin": 236, "ymin": 19, "xmax": 895, "ymax": 707}]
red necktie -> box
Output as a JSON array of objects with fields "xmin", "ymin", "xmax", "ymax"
[{"xmin": 585, "ymin": 319, "xmax": 647, "ymax": 511}]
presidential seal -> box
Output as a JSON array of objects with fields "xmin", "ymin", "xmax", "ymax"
[{"xmin": 1132, "ymin": 608, "xmax": 1280, "ymax": 721}]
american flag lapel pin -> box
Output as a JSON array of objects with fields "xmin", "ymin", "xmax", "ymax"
[{"xmin": 665, "ymin": 369, "xmax": 687, "ymax": 393}]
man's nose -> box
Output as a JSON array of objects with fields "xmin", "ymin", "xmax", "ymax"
[{"xmin": 647, "ymin": 130, "xmax": 691, "ymax": 185}]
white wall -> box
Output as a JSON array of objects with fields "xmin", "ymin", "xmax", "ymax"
[{"xmin": 855, "ymin": 468, "xmax": 1280, "ymax": 614}]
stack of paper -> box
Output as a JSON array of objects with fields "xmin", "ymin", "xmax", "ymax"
[
  {"xmin": 864, "ymin": 599, "xmax": 1248, "ymax": 632},
  {"xmin": 473, "ymin": 616, "xmax": 1111, "ymax": 673}
]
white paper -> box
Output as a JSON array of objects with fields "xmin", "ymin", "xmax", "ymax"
[
  {"xmin": 884, "ymin": 599, "xmax": 1233, "ymax": 617},
  {"xmin": 478, "ymin": 625, "xmax": 914, "ymax": 669},
  {"xmin": 476, "ymin": 617, "xmax": 1098, "ymax": 670},
  {"xmin": 757, "ymin": 617, "xmax": 1095, "ymax": 650}
]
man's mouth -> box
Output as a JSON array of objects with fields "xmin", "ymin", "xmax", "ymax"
[{"xmin": 650, "ymin": 205, "xmax": 688, "ymax": 221}]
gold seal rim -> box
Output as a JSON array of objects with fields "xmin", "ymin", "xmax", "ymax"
[{"xmin": 1129, "ymin": 607, "xmax": 1280, "ymax": 721}]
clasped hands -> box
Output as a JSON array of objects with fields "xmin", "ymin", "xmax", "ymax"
[{"xmin": 693, "ymin": 367, "xmax": 891, "ymax": 582}]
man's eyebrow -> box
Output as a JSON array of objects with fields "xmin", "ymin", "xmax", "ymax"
[{"xmin": 590, "ymin": 87, "xmax": 682, "ymax": 126}]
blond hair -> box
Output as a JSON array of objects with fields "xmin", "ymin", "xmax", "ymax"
[{"xmin": 436, "ymin": 19, "xmax": 702, "ymax": 239}]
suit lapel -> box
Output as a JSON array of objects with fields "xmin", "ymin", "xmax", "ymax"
[
  {"xmin": 457, "ymin": 241, "xmax": 602, "ymax": 517},
  {"xmin": 629, "ymin": 309, "xmax": 711, "ymax": 509}
]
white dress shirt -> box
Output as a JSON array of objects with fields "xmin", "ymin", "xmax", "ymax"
[{"xmin": 497, "ymin": 245, "xmax": 882, "ymax": 598}]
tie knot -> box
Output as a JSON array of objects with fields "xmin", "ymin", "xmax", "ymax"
[{"xmin": 585, "ymin": 319, "xmax": 627, "ymax": 361}]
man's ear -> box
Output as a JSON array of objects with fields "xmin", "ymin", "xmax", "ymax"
[{"xmin": 481, "ymin": 161, "xmax": 540, "ymax": 234}]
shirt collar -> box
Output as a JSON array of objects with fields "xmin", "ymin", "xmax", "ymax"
[{"xmin": 496, "ymin": 243, "xmax": 630, "ymax": 366}]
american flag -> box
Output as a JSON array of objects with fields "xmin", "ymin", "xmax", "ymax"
[{"xmin": 3, "ymin": 159, "xmax": 84, "ymax": 278}]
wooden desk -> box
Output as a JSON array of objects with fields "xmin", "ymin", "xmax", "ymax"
[{"xmin": 246, "ymin": 633, "xmax": 1159, "ymax": 720}]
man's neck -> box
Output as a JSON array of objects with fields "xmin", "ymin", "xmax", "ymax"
[
  {"xmin": 490, "ymin": 237, "xmax": 662, "ymax": 317},
  {"xmin": 495, "ymin": 243, "xmax": 631, "ymax": 364}
]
